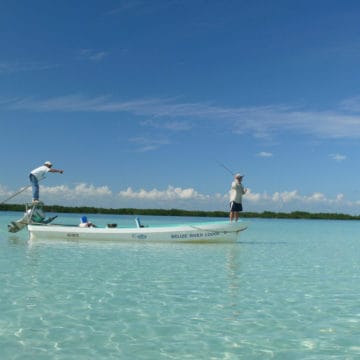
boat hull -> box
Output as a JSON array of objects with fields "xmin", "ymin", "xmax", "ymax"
[{"xmin": 28, "ymin": 221, "xmax": 248, "ymax": 243}]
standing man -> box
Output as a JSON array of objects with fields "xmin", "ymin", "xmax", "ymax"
[
  {"xmin": 229, "ymin": 173, "xmax": 247, "ymax": 222},
  {"xmin": 29, "ymin": 161, "xmax": 64, "ymax": 203}
]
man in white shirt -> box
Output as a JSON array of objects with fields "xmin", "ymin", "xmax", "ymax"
[
  {"xmin": 229, "ymin": 173, "xmax": 247, "ymax": 222},
  {"xmin": 29, "ymin": 161, "xmax": 64, "ymax": 203}
]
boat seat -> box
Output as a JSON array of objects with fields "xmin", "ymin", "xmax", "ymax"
[{"xmin": 135, "ymin": 217, "xmax": 144, "ymax": 228}]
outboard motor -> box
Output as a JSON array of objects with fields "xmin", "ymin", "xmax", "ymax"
[{"xmin": 8, "ymin": 202, "xmax": 57, "ymax": 233}]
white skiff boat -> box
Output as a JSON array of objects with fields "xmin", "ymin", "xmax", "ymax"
[{"xmin": 28, "ymin": 220, "xmax": 248, "ymax": 243}]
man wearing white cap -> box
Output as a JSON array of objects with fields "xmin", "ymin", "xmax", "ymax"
[
  {"xmin": 229, "ymin": 173, "xmax": 247, "ymax": 222},
  {"xmin": 29, "ymin": 161, "xmax": 64, "ymax": 203}
]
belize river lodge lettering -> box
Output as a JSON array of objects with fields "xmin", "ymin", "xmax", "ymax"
[{"xmin": 171, "ymin": 231, "xmax": 220, "ymax": 239}]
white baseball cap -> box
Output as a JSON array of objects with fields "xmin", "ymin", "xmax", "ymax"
[{"xmin": 44, "ymin": 161, "xmax": 53, "ymax": 166}]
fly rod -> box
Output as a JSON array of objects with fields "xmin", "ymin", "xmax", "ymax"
[
  {"xmin": 0, "ymin": 185, "xmax": 32, "ymax": 205},
  {"xmin": 0, "ymin": 178, "xmax": 43, "ymax": 205},
  {"xmin": 217, "ymin": 161, "xmax": 235, "ymax": 176}
]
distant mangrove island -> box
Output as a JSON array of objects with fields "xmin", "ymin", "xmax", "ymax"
[{"xmin": 1, "ymin": 203, "xmax": 360, "ymax": 220}]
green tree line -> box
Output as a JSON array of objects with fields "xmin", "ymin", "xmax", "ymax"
[{"xmin": 1, "ymin": 203, "xmax": 360, "ymax": 220}]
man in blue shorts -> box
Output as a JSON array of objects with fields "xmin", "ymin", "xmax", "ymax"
[{"xmin": 229, "ymin": 173, "xmax": 247, "ymax": 222}]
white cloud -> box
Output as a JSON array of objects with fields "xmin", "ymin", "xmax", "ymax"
[
  {"xmin": 271, "ymin": 190, "xmax": 300, "ymax": 203},
  {"xmin": 42, "ymin": 183, "xmax": 112, "ymax": 198},
  {"xmin": 340, "ymin": 95, "xmax": 360, "ymax": 112},
  {"xmin": 140, "ymin": 119, "xmax": 193, "ymax": 131},
  {"xmin": 0, "ymin": 183, "xmax": 112, "ymax": 206},
  {"xmin": 117, "ymin": 186, "xmax": 359, "ymax": 213},
  {"xmin": 128, "ymin": 136, "xmax": 171, "ymax": 152},
  {"xmin": 119, "ymin": 186, "xmax": 208, "ymax": 200},
  {"xmin": 0, "ymin": 185, "xmax": 12, "ymax": 200},
  {"xmin": 79, "ymin": 49, "xmax": 108, "ymax": 62},
  {"xmin": 2, "ymin": 182, "xmax": 360, "ymax": 214},
  {"xmin": 330, "ymin": 153, "xmax": 346, "ymax": 162},
  {"xmin": 6, "ymin": 94, "xmax": 360, "ymax": 139},
  {"xmin": 0, "ymin": 61, "xmax": 58, "ymax": 74},
  {"xmin": 244, "ymin": 188, "xmax": 353, "ymax": 212},
  {"xmin": 257, "ymin": 151, "xmax": 273, "ymax": 157}
]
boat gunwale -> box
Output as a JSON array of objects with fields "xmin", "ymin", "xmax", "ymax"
[
  {"xmin": 28, "ymin": 220, "xmax": 248, "ymax": 232},
  {"xmin": 27, "ymin": 220, "xmax": 248, "ymax": 243}
]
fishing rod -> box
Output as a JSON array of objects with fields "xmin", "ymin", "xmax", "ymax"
[
  {"xmin": 0, "ymin": 185, "xmax": 32, "ymax": 205},
  {"xmin": 217, "ymin": 161, "xmax": 235, "ymax": 176},
  {"xmin": 0, "ymin": 178, "xmax": 43, "ymax": 205}
]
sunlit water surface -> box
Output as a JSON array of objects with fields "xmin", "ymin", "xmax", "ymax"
[{"xmin": 1, "ymin": 212, "xmax": 360, "ymax": 359}]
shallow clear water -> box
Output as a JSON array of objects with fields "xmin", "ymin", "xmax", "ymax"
[{"xmin": 1, "ymin": 211, "xmax": 360, "ymax": 359}]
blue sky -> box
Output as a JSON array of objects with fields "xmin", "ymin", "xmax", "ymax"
[{"xmin": 1, "ymin": 0, "xmax": 360, "ymax": 213}]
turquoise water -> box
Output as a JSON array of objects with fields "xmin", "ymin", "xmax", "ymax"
[{"xmin": 1, "ymin": 211, "xmax": 360, "ymax": 359}]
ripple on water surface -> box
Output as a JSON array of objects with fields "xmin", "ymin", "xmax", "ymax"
[{"xmin": 1, "ymin": 215, "xmax": 360, "ymax": 359}]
